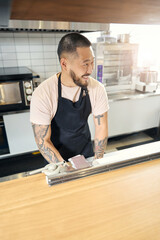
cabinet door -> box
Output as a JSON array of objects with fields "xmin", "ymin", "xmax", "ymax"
[
  {"xmin": 3, "ymin": 112, "xmax": 38, "ymax": 155},
  {"xmin": 88, "ymin": 114, "xmax": 95, "ymax": 140},
  {"xmin": 108, "ymin": 96, "xmax": 160, "ymax": 137}
]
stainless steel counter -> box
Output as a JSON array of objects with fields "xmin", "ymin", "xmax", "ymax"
[
  {"xmin": 0, "ymin": 172, "xmax": 28, "ymax": 183},
  {"xmin": 1, "ymin": 141, "xmax": 160, "ymax": 184},
  {"xmin": 0, "ymin": 109, "xmax": 29, "ymax": 116},
  {"xmin": 107, "ymin": 89, "xmax": 160, "ymax": 102}
]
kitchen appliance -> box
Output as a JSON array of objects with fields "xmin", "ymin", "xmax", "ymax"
[
  {"xmin": 94, "ymin": 42, "xmax": 138, "ymax": 91},
  {"xmin": 0, "ymin": 0, "xmax": 12, "ymax": 27},
  {"xmin": 135, "ymin": 81, "xmax": 157, "ymax": 92},
  {"xmin": 117, "ymin": 34, "xmax": 130, "ymax": 43},
  {"xmin": 135, "ymin": 70, "xmax": 158, "ymax": 92},
  {"xmin": 140, "ymin": 70, "xmax": 158, "ymax": 84},
  {"xmin": 1, "ymin": 19, "xmax": 109, "ymax": 32},
  {"xmin": 0, "ymin": 116, "xmax": 9, "ymax": 155},
  {"xmin": 0, "ymin": 67, "xmax": 34, "ymax": 113}
]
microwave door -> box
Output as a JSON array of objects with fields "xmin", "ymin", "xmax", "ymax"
[{"xmin": 0, "ymin": 82, "xmax": 22, "ymax": 105}]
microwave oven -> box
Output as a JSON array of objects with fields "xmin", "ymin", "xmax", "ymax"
[{"xmin": 0, "ymin": 67, "xmax": 34, "ymax": 113}]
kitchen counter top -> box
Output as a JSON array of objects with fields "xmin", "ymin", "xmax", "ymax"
[
  {"xmin": 0, "ymin": 109, "xmax": 29, "ymax": 116},
  {"xmin": 1, "ymin": 158, "xmax": 160, "ymax": 240},
  {"xmin": 107, "ymin": 89, "xmax": 160, "ymax": 102},
  {"xmin": 1, "ymin": 140, "xmax": 160, "ymax": 183}
]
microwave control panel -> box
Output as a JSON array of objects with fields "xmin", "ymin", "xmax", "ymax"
[{"xmin": 23, "ymin": 80, "xmax": 33, "ymax": 106}]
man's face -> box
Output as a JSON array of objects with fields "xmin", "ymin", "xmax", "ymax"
[{"xmin": 68, "ymin": 47, "xmax": 95, "ymax": 87}]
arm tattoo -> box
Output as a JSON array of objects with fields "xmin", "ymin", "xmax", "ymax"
[
  {"xmin": 94, "ymin": 137, "xmax": 108, "ymax": 159},
  {"xmin": 95, "ymin": 114, "xmax": 104, "ymax": 125},
  {"xmin": 32, "ymin": 124, "xmax": 59, "ymax": 163}
]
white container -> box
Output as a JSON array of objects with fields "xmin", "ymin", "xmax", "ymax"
[
  {"xmin": 135, "ymin": 82, "xmax": 157, "ymax": 92},
  {"xmin": 140, "ymin": 71, "xmax": 158, "ymax": 84},
  {"xmin": 117, "ymin": 34, "xmax": 130, "ymax": 43}
]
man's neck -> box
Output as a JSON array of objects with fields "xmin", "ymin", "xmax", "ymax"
[{"xmin": 60, "ymin": 71, "xmax": 77, "ymax": 87}]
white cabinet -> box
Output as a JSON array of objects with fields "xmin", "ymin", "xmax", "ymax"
[
  {"xmin": 88, "ymin": 95, "xmax": 160, "ymax": 139},
  {"xmin": 3, "ymin": 112, "xmax": 38, "ymax": 156},
  {"xmin": 108, "ymin": 96, "xmax": 160, "ymax": 137},
  {"xmin": 88, "ymin": 114, "xmax": 95, "ymax": 140}
]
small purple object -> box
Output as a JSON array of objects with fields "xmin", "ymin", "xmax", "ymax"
[
  {"xmin": 97, "ymin": 65, "xmax": 103, "ymax": 83},
  {"xmin": 68, "ymin": 155, "xmax": 91, "ymax": 169}
]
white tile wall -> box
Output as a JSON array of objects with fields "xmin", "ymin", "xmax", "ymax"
[
  {"xmin": 43, "ymin": 45, "xmax": 56, "ymax": 51},
  {"xmin": 1, "ymin": 46, "xmax": 16, "ymax": 53},
  {"xmin": 28, "ymin": 33, "xmax": 42, "ymax": 38},
  {"xmin": 13, "ymin": 32, "xmax": 28, "ymax": 38},
  {"xmin": 3, "ymin": 60, "xmax": 18, "ymax": 67},
  {"xmin": 42, "ymin": 38, "xmax": 56, "ymax": 45},
  {"xmin": 44, "ymin": 65, "xmax": 57, "ymax": 72},
  {"xmin": 0, "ymin": 61, "xmax": 3, "ymax": 67},
  {"xmin": 0, "ymin": 31, "xmax": 96, "ymax": 81},
  {"xmin": 15, "ymin": 38, "xmax": 29, "ymax": 45},
  {"xmin": 29, "ymin": 45, "xmax": 43, "ymax": 52},
  {"xmin": 31, "ymin": 66, "xmax": 45, "ymax": 73},
  {"xmin": 0, "ymin": 31, "xmax": 65, "ymax": 81},
  {"xmin": 18, "ymin": 59, "xmax": 31, "ymax": 67},
  {"xmin": 30, "ymin": 52, "xmax": 44, "ymax": 59},
  {"xmin": 43, "ymin": 51, "xmax": 56, "ymax": 59},
  {"xmin": 2, "ymin": 52, "xmax": 17, "ymax": 60},
  {"xmin": 0, "ymin": 38, "xmax": 15, "ymax": 45},
  {"xmin": 16, "ymin": 52, "xmax": 30, "ymax": 59},
  {"xmin": 16, "ymin": 45, "xmax": 30, "ymax": 52},
  {"xmin": 29, "ymin": 38, "xmax": 43, "ymax": 45}
]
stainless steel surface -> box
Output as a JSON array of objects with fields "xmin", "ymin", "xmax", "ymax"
[
  {"xmin": 0, "ymin": 172, "xmax": 27, "ymax": 183},
  {"xmin": 46, "ymin": 153, "xmax": 160, "ymax": 186},
  {"xmin": 0, "ymin": 82, "xmax": 22, "ymax": 105},
  {"xmin": 23, "ymin": 80, "xmax": 33, "ymax": 106},
  {"xmin": 107, "ymin": 89, "xmax": 160, "ymax": 102},
  {"xmin": 2, "ymin": 20, "xmax": 109, "ymax": 32},
  {"xmin": 1, "ymin": 149, "xmax": 160, "ymax": 184},
  {"xmin": 0, "ymin": 109, "xmax": 29, "ymax": 116},
  {"xmin": 0, "ymin": 119, "xmax": 10, "ymax": 156},
  {"xmin": 0, "ymin": 0, "xmax": 12, "ymax": 27},
  {"xmin": 96, "ymin": 43, "xmax": 138, "ymax": 86},
  {"xmin": 140, "ymin": 71, "xmax": 158, "ymax": 84},
  {"xmin": 117, "ymin": 34, "xmax": 130, "ymax": 43}
]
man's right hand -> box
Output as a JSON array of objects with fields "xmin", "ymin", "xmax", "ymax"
[{"xmin": 32, "ymin": 124, "xmax": 64, "ymax": 164}]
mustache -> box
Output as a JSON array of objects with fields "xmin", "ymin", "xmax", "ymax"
[{"xmin": 82, "ymin": 74, "xmax": 90, "ymax": 77}]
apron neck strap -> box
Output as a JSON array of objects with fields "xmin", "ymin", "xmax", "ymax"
[
  {"xmin": 58, "ymin": 73, "xmax": 88, "ymax": 99},
  {"xmin": 58, "ymin": 73, "xmax": 62, "ymax": 97}
]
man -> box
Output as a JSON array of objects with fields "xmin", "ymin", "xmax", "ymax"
[{"xmin": 30, "ymin": 33, "xmax": 109, "ymax": 164}]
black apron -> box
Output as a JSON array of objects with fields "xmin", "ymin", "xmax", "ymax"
[{"xmin": 51, "ymin": 74, "xmax": 94, "ymax": 161}]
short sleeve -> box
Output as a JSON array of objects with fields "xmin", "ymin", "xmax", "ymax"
[
  {"xmin": 92, "ymin": 83, "xmax": 109, "ymax": 116},
  {"xmin": 30, "ymin": 89, "xmax": 52, "ymax": 125}
]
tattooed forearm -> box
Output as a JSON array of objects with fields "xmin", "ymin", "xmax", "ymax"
[
  {"xmin": 95, "ymin": 114, "xmax": 104, "ymax": 125},
  {"xmin": 32, "ymin": 124, "xmax": 59, "ymax": 163},
  {"xmin": 40, "ymin": 145, "xmax": 59, "ymax": 163},
  {"xmin": 94, "ymin": 137, "xmax": 108, "ymax": 159}
]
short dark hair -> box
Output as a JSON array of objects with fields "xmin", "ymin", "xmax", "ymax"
[{"xmin": 57, "ymin": 32, "xmax": 91, "ymax": 60}]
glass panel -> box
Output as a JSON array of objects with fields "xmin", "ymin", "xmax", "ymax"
[{"xmin": 0, "ymin": 82, "xmax": 22, "ymax": 105}]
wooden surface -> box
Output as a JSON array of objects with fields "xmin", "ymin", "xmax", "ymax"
[
  {"xmin": 1, "ymin": 159, "xmax": 160, "ymax": 240},
  {"xmin": 11, "ymin": 0, "xmax": 160, "ymax": 24}
]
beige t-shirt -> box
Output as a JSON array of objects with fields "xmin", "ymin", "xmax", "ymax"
[{"xmin": 30, "ymin": 74, "xmax": 109, "ymax": 125}]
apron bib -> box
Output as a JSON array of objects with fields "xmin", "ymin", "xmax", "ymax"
[{"xmin": 51, "ymin": 74, "xmax": 94, "ymax": 161}]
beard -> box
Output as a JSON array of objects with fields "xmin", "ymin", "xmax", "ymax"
[{"xmin": 69, "ymin": 69, "xmax": 90, "ymax": 87}]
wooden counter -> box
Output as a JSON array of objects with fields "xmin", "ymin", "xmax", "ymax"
[{"xmin": 1, "ymin": 159, "xmax": 160, "ymax": 240}]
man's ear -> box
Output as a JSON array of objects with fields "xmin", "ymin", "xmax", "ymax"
[{"xmin": 60, "ymin": 58, "xmax": 68, "ymax": 71}]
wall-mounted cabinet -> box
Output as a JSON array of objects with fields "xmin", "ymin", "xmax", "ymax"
[{"xmin": 10, "ymin": 0, "xmax": 160, "ymax": 25}]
